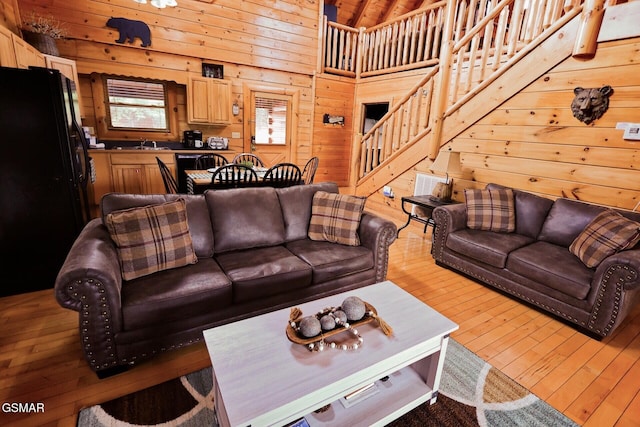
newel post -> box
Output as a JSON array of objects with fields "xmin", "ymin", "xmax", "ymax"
[
  {"xmin": 428, "ymin": 0, "xmax": 457, "ymax": 160},
  {"xmin": 317, "ymin": 14, "xmax": 327, "ymax": 75},
  {"xmin": 572, "ymin": 0, "xmax": 606, "ymax": 58},
  {"xmin": 355, "ymin": 26, "xmax": 366, "ymax": 79}
]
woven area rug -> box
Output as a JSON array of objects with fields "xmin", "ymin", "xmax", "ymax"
[{"xmin": 77, "ymin": 340, "xmax": 577, "ymax": 426}]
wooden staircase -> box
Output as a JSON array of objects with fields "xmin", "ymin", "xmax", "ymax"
[
  {"xmin": 356, "ymin": 10, "xmax": 583, "ymax": 197},
  {"xmin": 321, "ymin": 0, "xmax": 592, "ymax": 197}
]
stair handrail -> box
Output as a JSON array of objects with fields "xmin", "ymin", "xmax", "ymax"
[
  {"xmin": 429, "ymin": 0, "xmax": 585, "ymax": 158},
  {"xmin": 359, "ymin": 66, "xmax": 439, "ymax": 178},
  {"xmin": 346, "ymin": 0, "xmax": 588, "ymax": 182}
]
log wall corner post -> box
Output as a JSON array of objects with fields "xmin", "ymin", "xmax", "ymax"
[{"xmin": 572, "ymin": 0, "xmax": 606, "ymax": 58}]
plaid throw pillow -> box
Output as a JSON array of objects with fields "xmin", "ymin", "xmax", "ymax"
[
  {"xmin": 465, "ymin": 188, "xmax": 515, "ymax": 232},
  {"xmin": 105, "ymin": 199, "xmax": 198, "ymax": 281},
  {"xmin": 308, "ymin": 191, "xmax": 366, "ymax": 246},
  {"xmin": 569, "ymin": 209, "xmax": 640, "ymax": 268}
]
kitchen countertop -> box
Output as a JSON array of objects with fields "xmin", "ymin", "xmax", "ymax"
[
  {"xmin": 89, "ymin": 140, "xmax": 233, "ymax": 153},
  {"xmin": 90, "ymin": 147, "xmax": 234, "ymax": 154}
]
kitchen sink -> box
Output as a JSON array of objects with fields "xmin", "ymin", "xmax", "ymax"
[{"xmin": 113, "ymin": 146, "xmax": 170, "ymax": 150}]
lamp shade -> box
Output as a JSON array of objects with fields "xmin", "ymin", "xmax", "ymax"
[{"xmin": 430, "ymin": 149, "xmax": 461, "ymax": 176}]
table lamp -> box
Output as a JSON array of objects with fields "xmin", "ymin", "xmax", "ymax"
[{"xmin": 429, "ymin": 148, "xmax": 461, "ymax": 202}]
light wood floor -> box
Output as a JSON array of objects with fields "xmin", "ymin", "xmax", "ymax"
[{"xmin": 1, "ymin": 226, "xmax": 640, "ymax": 427}]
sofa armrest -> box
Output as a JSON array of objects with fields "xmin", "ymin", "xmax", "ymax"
[
  {"xmin": 358, "ymin": 212, "xmax": 397, "ymax": 282},
  {"xmin": 432, "ymin": 204, "xmax": 467, "ymax": 261},
  {"xmin": 54, "ymin": 218, "xmax": 124, "ymax": 372},
  {"xmin": 587, "ymin": 248, "xmax": 640, "ymax": 337}
]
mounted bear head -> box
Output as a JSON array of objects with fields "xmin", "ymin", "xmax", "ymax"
[{"xmin": 571, "ymin": 85, "xmax": 613, "ymax": 125}]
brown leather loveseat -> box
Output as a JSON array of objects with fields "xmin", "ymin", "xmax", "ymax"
[
  {"xmin": 432, "ymin": 183, "xmax": 640, "ymax": 339},
  {"xmin": 55, "ymin": 182, "xmax": 397, "ymax": 376}
]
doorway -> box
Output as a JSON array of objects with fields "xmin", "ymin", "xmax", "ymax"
[
  {"xmin": 361, "ymin": 102, "xmax": 389, "ymax": 168},
  {"xmin": 243, "ymin": 86, "xmax": 299, "ymax": 167}
]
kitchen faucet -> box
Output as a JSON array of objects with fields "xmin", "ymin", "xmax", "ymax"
[{"xmin": 139, "ymin": 139, "xmax": 157, "ymax": 149}]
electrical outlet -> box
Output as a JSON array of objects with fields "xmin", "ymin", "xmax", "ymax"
[{"xmin": 231, "ymin": 132, "xmax": 241, "ymax": 139}]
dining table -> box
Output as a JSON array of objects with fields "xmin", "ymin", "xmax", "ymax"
[{"xmin": 184, "ymin": 168, "xmax": 268, "ymax": 194}]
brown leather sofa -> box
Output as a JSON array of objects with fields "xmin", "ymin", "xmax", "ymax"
[
  {"xmin": 432, "ymin": 183, "xmax": 640, "ymax": 339},
  {"xmin": 54, "ymin": 182, "xmax": 397, "ymax": 376}
]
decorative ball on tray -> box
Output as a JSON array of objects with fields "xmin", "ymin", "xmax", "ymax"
[
  {"xmin": 341, "ymin": 296, "xmax": 366, "ymax": 321},
  {"xmin": 286, "ymin": 296, "xmax": 393, "ymax": 352}
]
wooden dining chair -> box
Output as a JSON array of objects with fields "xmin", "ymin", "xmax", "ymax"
[
  {"xmin": 262, "ymin": 163, "xmax": 302, "ymax": 188},
  {"xmin": 156, "ymin": 157, "xmax": 179, "ymax": 194},
  {"xmin": 194, "ymin": 153, "xmax": 228, "ymax": 170},
  {"xmin": 302, "ymin": 156, "xmax": 319, "ymax": 184},
  {"xmin": 209, "ymin": 164, "xmax": 258, "ymax": 190},
  {"xmin": 232, "ymin": 153, "xmax": 265, "ymax": 168}
]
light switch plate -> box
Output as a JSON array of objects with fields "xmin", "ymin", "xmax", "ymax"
[
  {"xmin": 231, "ymin": 132, "xmax": 241, "ymax": 139},
  {"xmin": 624, "ymin": 126, "xmax": 640, "ymax": 140},
  {"xmin": 617, "ymin": 122, "xmax": 640, "ymax": 140}
]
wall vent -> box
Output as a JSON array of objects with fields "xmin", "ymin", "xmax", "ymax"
[
  {"xmin": 412, "ymin": 173, "xmax": 447, "ymax": 216},
  {"xmin": 414, "ymin": 173, "xmax": 447, "ymax": 196}
]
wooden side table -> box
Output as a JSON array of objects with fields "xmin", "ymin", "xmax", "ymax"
[{"xmin": 397, "ymin": 195, "xmax": 458, "ymax": 237}]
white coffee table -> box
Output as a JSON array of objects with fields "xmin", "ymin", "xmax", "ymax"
[{"xmin": 203, "ymin": 280, "xmax": 458, "ymax": 427}]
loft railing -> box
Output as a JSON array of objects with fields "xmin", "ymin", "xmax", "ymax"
[
  {"xmin": 324, "ymin": 0, "xmax": 587, "ymax": 179},
  {"xmin": 323, "ymin": 21, "xmax": 359, "ymax": 77},
  {"xmin": 359, "ymin": 2, "xmax": 446, "ymax": 77}
]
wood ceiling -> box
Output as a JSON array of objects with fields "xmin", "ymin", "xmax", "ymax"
[{"xmin": 325, "ymin": 0, "xmax": 437, "ymax": 28}]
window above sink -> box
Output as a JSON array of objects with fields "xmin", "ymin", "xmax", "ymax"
[{"xmin": 90, "ymin": 73, "xmax": 180, "ymax": 142}]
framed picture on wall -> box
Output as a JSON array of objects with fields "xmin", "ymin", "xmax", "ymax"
[{"xmin": 202, "ymin": 63, "xmax": 224, "ymax": 79}]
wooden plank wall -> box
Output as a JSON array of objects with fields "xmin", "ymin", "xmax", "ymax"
[
  {"xmin": 76, "ymin": 65, "xmax": 314, "ymax": 164},
  {"xmin": 16, "ymin": 0, "xmax": 320, "ymax": 171},
  {"xmin": 18, "ymin": 0, "xmax": 319, "ymax": 76},
  {"xmin": 364, "ymin": 36, "xmax": 640, "ymax": 226},
  {"xmin": 449, "ymin": 37, "xmax": 640, "ymax": 210},
  {"xmin": 313, "ymin": 74, "xmax": 355, "ymax": 186}
]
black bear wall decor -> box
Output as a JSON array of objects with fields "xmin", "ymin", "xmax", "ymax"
[{"xmin": 106, "ymin": 17, "xmax": 151, "ymax": 47}]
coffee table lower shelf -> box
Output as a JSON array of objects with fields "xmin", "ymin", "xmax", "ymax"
[{"xmin": 305, "ymin": 364, "xmax": 434, "ymax": 427}]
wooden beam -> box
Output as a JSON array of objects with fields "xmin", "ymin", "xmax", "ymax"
[
  {"xmin": 573, "ymin": 0, "xmax": 606, "ymax": 58},
  {"xmin": 350, "ymin": 0, "xmax": 374, "ymax": 28},
  {"xmin": 381, "ymin": 0, "xmax": 403, "ymax": 23}
]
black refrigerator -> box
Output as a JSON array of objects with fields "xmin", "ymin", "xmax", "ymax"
[{"xmin": 0, "ymin": 66, "xmax": 91, "ymax": 297}]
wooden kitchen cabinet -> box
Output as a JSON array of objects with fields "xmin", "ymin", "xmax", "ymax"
[
  {"xmin": 45, "ymin": 55, "xmax": 83, "ymax": 117},
  {"xmin": 88, "ymin": 151, "xmax": 176, "ymax": 217},
  {"xmin": 187, "ymin": 75, "xmax": 231, "ymax": 125},
  {"xmin": 12, "ymin": 35, "xmax": 45, "ymax": 69},
  {"xmin": 110, "ymin": 153, "xmax": 175, "ymax": 194},
  {"xmin": 112, "ymin": 164, "xmax": 169, "ymax": 194},
  {"xmin": 0, "ymin": 26, "xmax": 17, "ymax": 67},
  {"xmin": 0, "ymin": 25, "xmax": 44, "ymax": 69},
  {"xmin": 44, "ymin": 54, "xmax": 79, "ymax": 83}
]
